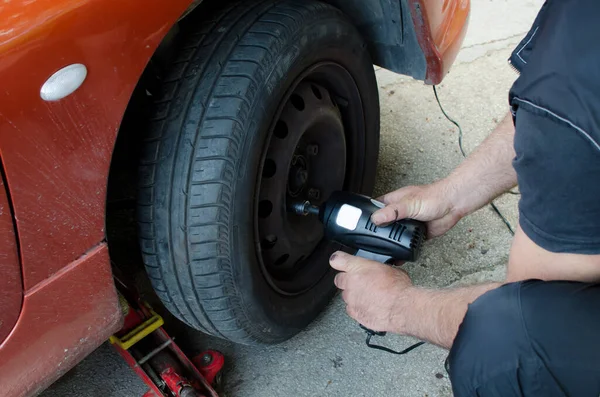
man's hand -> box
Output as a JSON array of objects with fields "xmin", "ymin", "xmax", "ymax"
[
  {"xmin": 330, "ymin": 250, "xmax": 501, "ymax": 348},
  {"xmin": 329, "ymin": 251, "xmax": 416, "ymax": 332},
  {"xmin": 372, "ymin": 181, "xmax": 462, "ymax": 238}
]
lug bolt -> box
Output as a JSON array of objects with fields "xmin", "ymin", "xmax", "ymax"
[
  {"xmin": 296, "ymin": 170, "xmax": 308, "ymax": 185},
  {"xmin": 306, "ymin": 144, "xmax": 319, "ymax": 156},
  {"xmin": 308, "ymin": 188, "xmax": 321, "ymax": 200}
]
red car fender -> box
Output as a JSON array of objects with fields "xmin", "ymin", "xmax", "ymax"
[
  {"xmin": 0, "ymin": 0, "xmax": 194, "ymax": 395},
  {"xmin": 409, "ymin": 0, "xmax": 470, "ymax": 84}
]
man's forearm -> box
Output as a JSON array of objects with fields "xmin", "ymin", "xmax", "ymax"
[
  {"xmin": 392, "ymin": 283, "xmax": 501, "ymax": 349},
  {"xmin": 388, "ymin": 113, "xmax": 515, "ymax": 347},
  {"xmin": 444, "ymin": 111, "xmax": 517, "ymax": 217}
]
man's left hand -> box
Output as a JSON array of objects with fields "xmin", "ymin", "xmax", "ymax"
[{"xmin": 329, "ymin": 251, "xmax": 416, "ymax": 333}]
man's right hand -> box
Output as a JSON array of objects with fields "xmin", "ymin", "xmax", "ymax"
[{"xmin": 371, "ymin": 180, "xmax": 463, "ymax": 238}]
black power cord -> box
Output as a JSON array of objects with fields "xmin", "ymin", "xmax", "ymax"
[
  {"xmin": 365, "ymin": 331, "xmax": 425, "ymax": 355},
  {"xmin": 362, "ymin": 326, "xmax": 425, "ymax": 355},
  {"xmin": 432, "ymin": 85, "xmax": 515, "ymax": 236}
]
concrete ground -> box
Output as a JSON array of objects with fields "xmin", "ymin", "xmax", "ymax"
[{"xmin": 42, "ymin": 1, "xmax": 544, "ymax": 396}]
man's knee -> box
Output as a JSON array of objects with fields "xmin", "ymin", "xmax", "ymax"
[{"xmin": 448, "ymin": 282, "xmax": 530, "ymax": 394}]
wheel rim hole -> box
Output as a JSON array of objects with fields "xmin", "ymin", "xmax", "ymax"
[
  {"xmin": 294, "ymin": 255, "xmax": 306, "ymax": 266},
  {"xmin": 274, "ymin": 254, "xmax": 290, "ymax": 266},
  {"xmin": 263, "ymin": 159, "xmax": 277, "ymax": 178},
  {"xmin": 261, "ymin": 234, "xmax": 278, "ymax": 250},
  {"xmin": 311, "ymin": 85, "xmax": 322, "ymax": 100},
  {"xmin": 258, "ymin": 200, "xmax": 273, "ymax": 218},
  {"xmin": 290, "ymin": 94, "xmax": 305, "ymax": 111},
  {"xmin": 274, "ymin": 120, "xmax": 288, "ymax": 139}
]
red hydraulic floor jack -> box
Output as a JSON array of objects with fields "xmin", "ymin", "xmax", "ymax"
[{"xmin": 109, "ymin": 282, "xmax": 224, "ymax": 397}]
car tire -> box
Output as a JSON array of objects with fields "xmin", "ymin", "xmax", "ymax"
[{"xmin": 137, "ymin": 0, "xmax": 379, "ymax": 344}]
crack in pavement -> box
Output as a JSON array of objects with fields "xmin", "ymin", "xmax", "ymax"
[{"xmin": 460, "ymin": 32, "xmax": 528, "ymax": 49}]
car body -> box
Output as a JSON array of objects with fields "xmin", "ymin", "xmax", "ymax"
[{"xmin": 0, "ymin": 0, "xmax": 469, "ymax": 395}]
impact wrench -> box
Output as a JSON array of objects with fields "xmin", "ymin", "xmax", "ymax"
[{"xmin": 290, "ymin": 191, "xmax": 427, "ymax": 355}]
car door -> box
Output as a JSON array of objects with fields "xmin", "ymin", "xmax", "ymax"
[{"xmin": 0, "ymin": 164, "xmax": 22, "ymax": 344}]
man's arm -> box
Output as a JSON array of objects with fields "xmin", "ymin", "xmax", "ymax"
[
  {"xmin": 395, "ymin": 225, "xmax": 600, "ymax": 348},
  {"xmin": 372, "ymin": 112, "xmax": 517, "ymax": 229},
  {"xmin": 445, "ymin": 111, "xmax": 517, "ymax": 217},
  {"xmin": 331, "ymin": 251, "xmax": 500, "ymax": 349},
  {"xmin": 332, "ymin": 232, "xmax": 600, "ymax": 349},
  {"xmin": 506, "ymin": 225, "xmax": 600, "ymax": 282},
  {"xmin": 332, "ymin": 226, "xmax": 600, "ymax": 349},
  {"xmin": 395, "ymin": 283, "xmax": 500, "ymax": 349}
]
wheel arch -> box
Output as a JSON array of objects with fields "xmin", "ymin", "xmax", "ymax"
[
  {"xmin": 321, "ymin": 0, "xmax": 470, "ymax": 85},
  {"xmin": 320, "ymin": 0, "xmax": 428, "ymax": 81}
]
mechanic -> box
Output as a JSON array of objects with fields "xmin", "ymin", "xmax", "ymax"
[{"xmin": 329, "ymin": 1, "xmax": 600, "ymax": 395}]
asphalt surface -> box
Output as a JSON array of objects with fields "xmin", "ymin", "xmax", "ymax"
[{"xmin": 42, "ymin": 1, "xmax": 544, "ymax": 396}]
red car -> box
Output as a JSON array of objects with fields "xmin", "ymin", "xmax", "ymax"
[{"xmin": 0, "ymin": 0, "xmax": 468, "ymax": 395}]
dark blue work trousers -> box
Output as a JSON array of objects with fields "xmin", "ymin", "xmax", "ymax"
[{"xmin": 449, "ymin": 281, "xmax": 600, "ymax": 396}]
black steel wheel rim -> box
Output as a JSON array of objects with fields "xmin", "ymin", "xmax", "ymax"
[{"xmin": 256, "ymin": 62, "xmax": 367, "ymax": 295}]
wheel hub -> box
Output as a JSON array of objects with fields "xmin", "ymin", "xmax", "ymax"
[{"xmin": 288, "ymin": 154, "xmax": 309, "ymax": 196}]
